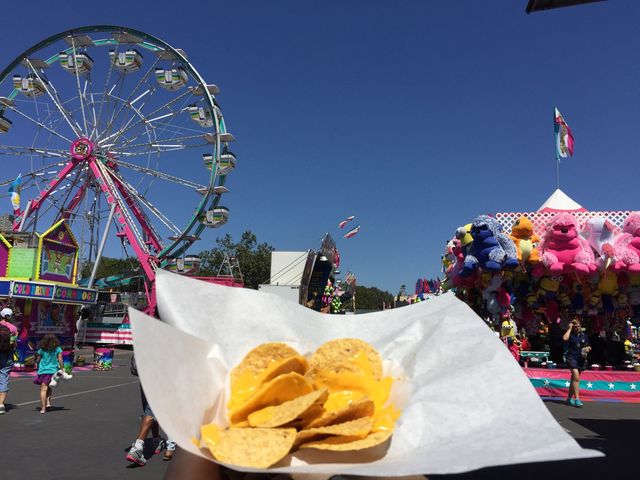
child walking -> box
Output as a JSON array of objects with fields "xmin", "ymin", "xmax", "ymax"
[{"xmin": 34, "ymin": 334, "xmax": 63, "ymax": 414}]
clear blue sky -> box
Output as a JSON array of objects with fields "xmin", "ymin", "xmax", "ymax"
[{"xmin": 0, "ymin": 0, "xmax": 637, "ymax": 293}]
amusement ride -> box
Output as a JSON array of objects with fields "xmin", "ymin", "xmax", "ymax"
[{"xmin": 0, "ymin": 25, "xmax": 235, "ymax": 329}]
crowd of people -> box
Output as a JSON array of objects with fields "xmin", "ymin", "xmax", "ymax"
[
  {"xmin": 1, "ymin": 309, "xmax": 69, "ymax": 415},
  {"xmin": 494, "ymin": 309, "xmax": 639, "ymax": 407},
  {"xmin": 0, "ymin": 308, "xmax": 175, "ymax": 467}
]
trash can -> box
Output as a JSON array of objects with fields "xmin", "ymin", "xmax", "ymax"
[{"xmin": 93, "ymin": 346, "xmax": 114, "ymax": 371}]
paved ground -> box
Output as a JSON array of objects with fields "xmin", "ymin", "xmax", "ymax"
[{"xmin": 1, "ymin": 348, "xmax": 638, "ymax": 480}]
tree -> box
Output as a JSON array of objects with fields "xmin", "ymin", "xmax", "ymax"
[
  {"xmin": 197, "ymin": 230, "xmax": 274, "ymax": 289},
  {"xmin": 354, "ymin": 285, "xmax": 394, "ymax": 311},
  {"xmin": 79, "ymin": 256, "xmax": 141, "ymax": 280}
]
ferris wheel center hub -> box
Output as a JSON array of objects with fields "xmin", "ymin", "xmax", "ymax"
[{"xmin": 70, "ymin": 138, "xmax": 94, "ymax": 160}]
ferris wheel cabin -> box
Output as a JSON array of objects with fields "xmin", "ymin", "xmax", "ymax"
[
  {"xmin": 155, "ymin": 67, "xmax": 188, "ymax": 90},
  {"xmin": 188, "ymin": 105, "xmax": 213, "ymax": 127},
  {"xmin": 201, "ymin": 207, "xmax": 229, "ymax": 228},
  {"xmin": 59, "ymin": 52, "xmax": 94, "ymax": 74},
  {"xmin": 0, "ymin": 113, "xmax": 11, "ymax": 133},
  {"xmin": 189, "ymin": 84, "xmax": 220, "ymax": 96},
  {"xmin": 13, "ymin": 74, "xmax": 48, "ymax": 97},
  {"xmin": 202, "ymin": 151, "xmax": 236, "ymax": 175},
  {"xmin": 109, "ymin": 49, "xmax": 143, "ymax": 73}
]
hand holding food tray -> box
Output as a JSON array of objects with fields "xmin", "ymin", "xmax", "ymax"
[{"xmin": 129, "ymin": 271, "xmax": 601, "ymax": 476}]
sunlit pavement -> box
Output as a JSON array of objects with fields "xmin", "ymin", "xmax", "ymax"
[{"xmin": 1, "ymin": 348, "xmax": 637, "ymax": 480}]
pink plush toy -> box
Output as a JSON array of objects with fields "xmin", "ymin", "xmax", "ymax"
[
  {"xmin": 613, "ymin": 212, "xmax": 640, "ymax": 273},
  {"xmin": 538, "ymin": 213, "xmax": 596, "ymax": 274}
]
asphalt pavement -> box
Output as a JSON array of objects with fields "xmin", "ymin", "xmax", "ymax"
[{"xmin": 0, "ymin": 348, "xmax": 638, "ymax": 480}]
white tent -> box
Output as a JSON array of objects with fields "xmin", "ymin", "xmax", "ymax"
[{"xmin": 537, "ymin": 188, "xmax": 586, "ymax": 212}]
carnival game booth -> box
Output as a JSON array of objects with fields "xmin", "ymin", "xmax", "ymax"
[
  {"xmin": 0, "ymin": 220, "xmax": 98, "ymax": 368},
  {"xmin": 442, "ymin": 189, "xmax": 640, "ymax": 402}
]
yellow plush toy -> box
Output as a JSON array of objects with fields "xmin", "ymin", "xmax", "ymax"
[
  {"xmin": 455, "ymin": 223, "xmax": 473, "ymax": 254},
  {"xmin": 598, "ymin": 269, "xmax": 619, "ymax": 296},
  {"xmin": 509, "ymin": 216, "xmax": 540, "ymax": 265}
]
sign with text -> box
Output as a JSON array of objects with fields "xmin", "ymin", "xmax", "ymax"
[
  {"xmin": 11, "ymin": 281, "xmax": 55, "ymax": 300},
  {"xmin": 53, "ymin": 286, "xmax": 98, "ymax": 305}
]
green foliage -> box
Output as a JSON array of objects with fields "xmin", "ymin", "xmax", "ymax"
[
  {"xmin": 197, "ymin": 230, "xmax": 274, "ymax": 289},
  {"xmin": 79, "ymin": 256, "xmax": 140, "ymax": 281},
  {"xmin": 354, "ymin": 285, "xmax": 394, "ymax": 311}
]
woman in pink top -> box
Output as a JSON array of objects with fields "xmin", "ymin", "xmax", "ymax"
[{"xmin": 0, "ymin": 308, "xmax": 17, "ymax": 336}]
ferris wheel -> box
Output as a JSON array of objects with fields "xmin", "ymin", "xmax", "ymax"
[{"xmin": 0, "ymin": 25, "xmax": 235, "ymax": 314}]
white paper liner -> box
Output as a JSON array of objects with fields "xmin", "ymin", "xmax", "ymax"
[{"xmin": 130, "ymin": 270, "xmax": 602, "ymax": 475}]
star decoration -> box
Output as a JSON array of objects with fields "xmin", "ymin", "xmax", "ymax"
[
  {"xmin": 543, "ymin": 379, "xmax": 550, "ymax": 386},
  {"xmin": 631, "ymin": 384, "xmax": 637, "ymax": 390},
  {"xmin": 564, "ymin": 381, "xmax": 570, "ymax": 387},
  {"xmin": 586, "ymin": 382, "xmax": 593, "ymax": 389},
  {"xmin": 608, "ymin": 383, "xmax": 615, "ymax": 390}
]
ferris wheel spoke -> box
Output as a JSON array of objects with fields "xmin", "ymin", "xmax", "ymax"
[
  {"xmin": 0, "ymin": 145, "xmax": 68, "ymax": 158},
  {"xmin": 112, "ymin": 113, "xmax": 207, "ymax": 152},
  {"xmin": 97, "ymin": 99, "xmax": 154, "ymax": 147},
  {"xmin": 108, "ymin": 167, "xmax": 181, "ymax": 235},
  {"xmin": 101, "ymin": 88, "xmax": 195, "ymax": 147},
  {"xmin": 91, "ymin": 50, "xmax": 116, "ymax": 140},
  {"xmin": 4, "ymin": 103, "xmax": 74, "ymax": 143},
  {"xmin": 110, "ymin": 134, "xmax": 207, "ymax": 152},
  {"xmin": 95, "ymin": 54, "xmax": 163, "ymax": 143},
  {"xmin": 116, "ymin": 159, "xmax": 206, "ymax": 190},
  {"xmin": 70, "ymin": 38, "xmax": 90, "ymax": 135},
  {"xmin": 87, "ymin": 81, "xmax": 100, "ymax": 140},
  {"xmin": 25, "ymin": 59, "xmax": 82, "ymax": 137}
]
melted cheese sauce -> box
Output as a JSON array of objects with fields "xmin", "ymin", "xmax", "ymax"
[{"xmin": 311, "ymin": 352, "xmax": 400, "ymax": 431}]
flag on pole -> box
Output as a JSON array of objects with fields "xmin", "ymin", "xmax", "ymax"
[
  {"xmin": 554, "ymin": 108, "xmax": 574, "ymax": 160},
  {"xmin": 343, "ymin": 225, "xmax": 360, "ymax": 239},
  {"xmin": 8, "ymin": 174, "xmax": 21, "ymax": 213},
  {"xmin": 338, "ymin": 215, "xmax": 355, "ymax": 229}
]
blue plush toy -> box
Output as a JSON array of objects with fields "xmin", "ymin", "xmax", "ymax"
[{"xmin": 460, "ymin": 215, "xmax": 519, "ymax": 276}]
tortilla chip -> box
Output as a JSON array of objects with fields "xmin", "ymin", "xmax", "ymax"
[
  {"xmin": 298, "ymin": 429, "xmax": 392, "ymax": 451},
  {"xmin": 309, "ymin": 338, "xmax": 382, "ymax": 380},
  {"xmin": 229, "ymin": 372, "xmax": 314, "ymax": 424},
  {"xmin": 248, "ymin": 388, "xmax": 328, "ymax": 428},
  {"xmin": 260, "ymin": 356, "xmax": 309, "ymax": 384},
  {"xmin": 284, "ymin": 403, "xmax": 326, "ymax": 429},
  {"xmin": 231, "ymin": 343, "xmax": 301, "ymax": 384},
  {"xmin": 306, "ymin": 398, "xmax": 375, "ymax": 428},
  {"xmin": 295, "ymin": 416, "xmax": 373, "ymax": 447},
  {"xmin": 202, "ymin": 426, "xmax": 296, "ymax": 468}
]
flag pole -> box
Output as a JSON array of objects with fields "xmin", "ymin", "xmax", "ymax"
[{"xmin": 554, "ymin": 107, "xmax": 560, "ymax": 189}]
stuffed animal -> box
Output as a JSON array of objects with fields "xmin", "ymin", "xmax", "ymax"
[
  {"xmin": 509, "ymin": 216, "xmax": 540, "ymax": 266},
  {"xmin": 442, "ymin": 238, "xmax": 459, "ymax": 276},
  {"xmin": 49, "ymin": 368, "xmax": 73, "ymax": 387},
  {"xmin": 460, "ymin": 215, "xmax": 519, "ymax": 276},
  {"xmin": 538, "ymin": 213, "xmax": 596, "ymax": 274},
  {"xmin": 598, "ymin": 269, "xmax": 619, "ymax": 313},
  {"xmin": 536, "ymin": 275, "xmax": 562, "ymax": 305},
  {"xmin": 482, "ymin": 272, "xmax": 504, "ymax": 316},
  {"xmin": 613, "ymin": 212, "xmax": 640, "ymax": 273},
  {"xmin": 455, "ymin": 223, "xmax": 474, "ymax": 255},
  {"xmin": 571, "ymin": 283, "xmax": 586, "ymax": 313},
  {"xmin": 582, "ymin": 217, "xmax": 617, "ymax": 270}
]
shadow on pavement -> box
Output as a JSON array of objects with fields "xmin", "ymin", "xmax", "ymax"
[
  {"xmin": 571, "ymin": 418, "xmax": 640, "ymax": 461},
  {"xmin": 430, "ymin": 417, "xmax": 640, "ymax": 478}
]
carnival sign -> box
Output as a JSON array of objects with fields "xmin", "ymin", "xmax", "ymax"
[
  {"xmin": 11, "ymin": 281, "xmax": 55, "ymax": 300},
  {"xmin": 53, "ymin": 286, "xmax": 98, "ymax": 304}
]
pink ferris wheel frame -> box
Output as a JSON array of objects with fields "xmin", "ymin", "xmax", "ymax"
[{"xmin": 13, "ymin": 136, "xmax": 160, "ymax": 313}]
